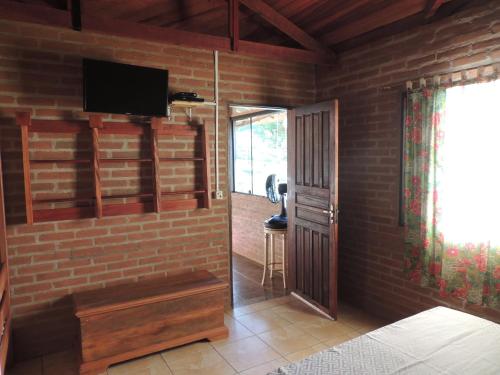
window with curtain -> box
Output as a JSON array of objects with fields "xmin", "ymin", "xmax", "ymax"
[
  {"xmin": 403, "ymin": 79, "xmax": 500, "ymax": 308},
  {"xmin": 232, "ymin": 110, "xmax": 287, "ymax": 196}
]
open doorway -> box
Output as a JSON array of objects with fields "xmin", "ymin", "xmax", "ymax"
[{"xmin": 229, "ymin": 105, "xmax": 288, "ymax": 308}]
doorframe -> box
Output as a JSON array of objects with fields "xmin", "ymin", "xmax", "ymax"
[{"xmin": 226, "ymin": 103, "xmax": 290, "ymax": 308}]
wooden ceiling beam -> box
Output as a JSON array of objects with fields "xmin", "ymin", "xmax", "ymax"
[
  {"xmin": 229, "ymin": 0, "xmax": 240, "ymax": 51},
  {"xmin": 154, "ymin": 1, "xmax": 227, "ymax": 28},
  {"xmin": 321, "ymin": 0, "xmax": 425, "ymax": 45},
  {"xmin": 239, "ymin": 0, "xmax": 334, "ymax": 56},
  {"xmin": 68, "ymin": 0, "xmax": 81, "ymax": 31},
  {"xmin": 301, "ymin": 0, "xmax": 374, "ymax": 35},
  {"xmin": 0, "ymin": 0, "xmax": 331, "ymax": 64},
  {"xmin": 424, "ymin": 0, "xmax": 445, "ymax": 19}
]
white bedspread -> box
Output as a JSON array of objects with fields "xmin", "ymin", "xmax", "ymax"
[{"xmin": 268, "ymin": 306, "xmax": 500, "ymax": 375}]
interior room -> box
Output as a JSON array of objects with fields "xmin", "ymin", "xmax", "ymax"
[
  {"xmin": 0, "ymin": 1, "xmax": 499, "ymax": 374},
  {"xmin": 230, "ymin": 105, "xmax": 288, "ymax": 307}
]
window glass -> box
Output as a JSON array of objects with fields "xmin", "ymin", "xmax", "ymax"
[
  {"xmin": 233, "ymin": 118, "xmax": 252, "ymax": 194},
  {"xmin": 232, "ymin": 110, "xmax": 287, "ymax": 196},
  {"xmin": 251, "ymin": 112, "xmax": 287, "ymax": 196}
]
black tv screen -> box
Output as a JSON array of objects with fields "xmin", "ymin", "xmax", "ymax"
[{"xmin": 83, "ymin": 59, "xmax": 168, "ymax": 117}]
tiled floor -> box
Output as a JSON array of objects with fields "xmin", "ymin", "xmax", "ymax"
[
  {"xmin": 232, "ymin": 253, "xmax": 287, "ymax": 307},
  {"xmin": 8, "ymin": 296, "xmax": 389, "ymax": 375}
]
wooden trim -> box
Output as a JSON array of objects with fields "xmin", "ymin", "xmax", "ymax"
[
  {"xmin": 78, "ymin": 326, "xmax": 227, "ymax": 375},
  {"xmin": 33, "ymin": 207, "xmax": 94, "ymax": 222},
  {"xmin": 329, "ymin": 99, "xmax": 339, "ymax": 320},
  {"xmin": 0, "ymin": 317, "xmax": 11, "ymax": 375},
  {"xmin": 82, "ymin": 11, "xmax": 230, "ymax": 51},
  {"xmin": 0, "ymin": 0, "xmax": 330, "ymax": 64},
  {"xmin": 16, "ymin": 112, "xmax": 33, "ymax": 225},
  {"xmin": 150, "ymin": 118, "xmax": 162, "ymax": 213},
  {"xmin": 239, "ymin": 0, "xmax": 333, "ymax": 56},
  {"xmin": 286, "ymin": 108, "xmax": 296, "ymax": 292},
  {"xmin": 89, "ymin": 114, "xmax": 103, "ymax": 218},
  {"xmin": 229, "ymin": 0, "xmax": 239, "ymax": 51},
  {"xmin": 201, "ymin": 121, "xmax": 212, "ymax": 209}
]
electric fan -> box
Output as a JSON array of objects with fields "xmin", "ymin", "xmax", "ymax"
[{"xmin": 264, "ymin": 174, "xmax": 287, "ymax": 229}]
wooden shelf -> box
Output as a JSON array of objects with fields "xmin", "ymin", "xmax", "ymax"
[
  {"xmin": 160, "ymin": 157, "xmax": 204, "ymax": 162},
  {"xmin": 30, "ymin": 159, "xmax": 91, "ymax": 164},
  {"xmin": 16, "ymin": 113, "xmax": 213, "ymax": 224},
  {"xmin": 161, "ymin": 190, "xmax": 206, "ymax": 196},
  {"xmin": 102, "ymin": 193, "xmax": 153, "ymax": 200},
  {"xmin": 170, "ymin": 101, "xmax": 216, "ymax": 108},
  {"xmin": 100, "ymin": 158, "xmax": 152, "ymax": 163},
  {"xmin": 32, "ymin": 196, "xmax": 93, "ymax": 204},
  {"xmin": 168, "ymin": 101, "xmax": 216, "ymax": 120}
]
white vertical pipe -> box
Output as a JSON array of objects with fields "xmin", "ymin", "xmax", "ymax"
[{"xmin": 214, "ymin": 50, "xmax": 220, "ymax": 195}]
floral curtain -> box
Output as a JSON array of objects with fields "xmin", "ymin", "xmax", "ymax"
[{"xmin": 403, "ymin": 83, "xmax": 500, "ymax": 309}]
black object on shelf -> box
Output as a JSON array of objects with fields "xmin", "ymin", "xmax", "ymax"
[{"xmin": 171, "ymin": 92, "xmax": 205, "ymax": 102}]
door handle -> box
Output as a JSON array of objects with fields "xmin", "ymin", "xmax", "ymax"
[{"xmin": 322, "ymin": 204, "xmax": 339, "ymax": 224}]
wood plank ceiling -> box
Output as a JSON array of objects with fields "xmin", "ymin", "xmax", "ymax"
[{"xmin": 0, "ymin": 0, "xmax": 477, "ymax": 63}]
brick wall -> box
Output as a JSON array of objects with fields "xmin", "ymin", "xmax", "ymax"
[
  {"xmin": 231, "ymin": 193, "xmax": 284, "ymax": 265},
  {"xmin": 0, "ymin": 19, "xmax": 315, "ymax": 360},
  {"xmin": 316, "ymin": 0, "xmax": 500, "ymax": 323}
]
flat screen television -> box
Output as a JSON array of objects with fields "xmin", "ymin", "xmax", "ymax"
[{"xmin": 83, "ymin": 58, "xmax": 168, "ymax": 117}]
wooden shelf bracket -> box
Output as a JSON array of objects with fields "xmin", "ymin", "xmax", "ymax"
[
  {"xmin": 16, "ymin": 112, "xmax": 33, "ymax": 225},
  {"xmin": 89, "ymin": 114, "xmax": 103, "ymax": 218}
]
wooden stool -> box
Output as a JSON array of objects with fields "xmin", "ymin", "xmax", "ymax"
[{"xmin": 261, "ymin": 226, "xmax": 287, "ymax": 289}]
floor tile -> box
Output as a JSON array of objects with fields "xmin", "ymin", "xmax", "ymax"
[
  {"xmin": 293, "ymin": 315, "xmax": 354, "ymax": 341},
  {"xmin": 161, "ymin": 342, "xmax": 235, "ymax": 375},
  {"xmin": 212, "ymin": 336, "xmax": 281, "ymax": 372},
  {"xmin": 161, "ymin": 342, "xmax": 212, "ymax": 364},
  {"xmin": 234, "ymin": 309, "xmax": 293, "ymax": 334},
  {"xmin": 321, "ymin": 335, "xmax": 352, "ymax": 347},
  {"xmin": 257, "ymin": 325, "xmax": 321, "ymax": 356},
  {"xmin": 108, "ymin": 354, "xmax": 171, "ymax": 375},
  {"xmin": 209, "ymin": 314, "xmax": 254, "ymax": 345},
  {"xmin": 232, "ymin": 254, "xmax": 287, "ymax": 308},
  {"xmin": 285, "ymin": 343, "xmax": 329, "ymax": 362},
  {"xmin": 270, "ymin": 301, "xmax": 324, "ymax": 323},
  {"xmin": 238, "ymin": 358, "xmax": 290, "ymax": 375}
]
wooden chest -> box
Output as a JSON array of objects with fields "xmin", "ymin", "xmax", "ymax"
[{"xmin": 73, "ymin": 270, "xmax": 228, "ymax": 375}]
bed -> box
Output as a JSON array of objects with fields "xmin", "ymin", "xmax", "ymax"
[{"xmin": 268, "ymin": 306, "xmax": 500, "ymax": 375}]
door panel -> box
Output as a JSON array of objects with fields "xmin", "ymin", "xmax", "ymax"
[{"xmin": 287, "ymin": 100, "xmax": 338, "ymax": 318}]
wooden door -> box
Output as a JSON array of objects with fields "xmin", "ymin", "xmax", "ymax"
[
  {"xmin": 0, "ymin": 152, "xmax": 12, "ymax": 373},
  {"xmin": 287, "ymin": 100, "xmax": 339, "ymax": 318}
]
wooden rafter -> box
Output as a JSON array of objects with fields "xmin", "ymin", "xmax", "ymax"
[
  {"xmin": 68, "ymin": 0, "xmax": 81, "ymax": 31},
  {"xmin": 321, "ymin": 0, "xmax": 425, "ymax": 45},
  {"xmin": 0, "ymin": 0, "xmax": 331, "ymax": 64},
  {"xmin": 229, "ymin": 0, "xmax": 239, "ymax": 51},
  {"xmin": 424, "ymin": 0, "xmax": 445, "ymax": 19},
  {"xmin": 239, "ymin": 0, "xmax": 333, "ymax": 56},
  {"xmin": 303, "ymin": 0, "xmax": 374, "ymax": 35}
]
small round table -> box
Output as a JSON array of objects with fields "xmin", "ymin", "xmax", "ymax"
[{"xmin": 261, "ymin": 226, "xmax": 287, "ymax": 289}]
